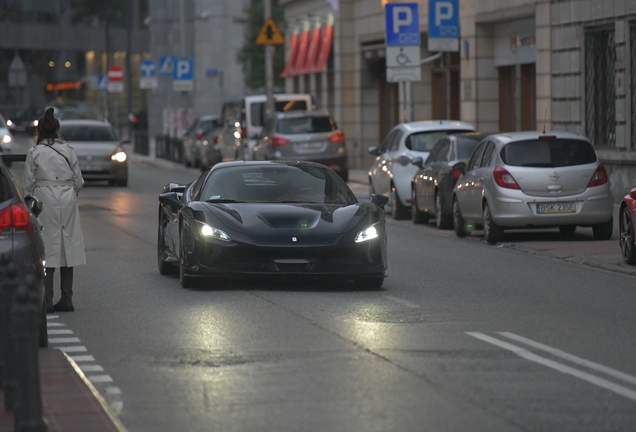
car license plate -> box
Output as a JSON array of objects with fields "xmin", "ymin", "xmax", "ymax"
[
  {"xmin": 296, "ymin": 142, "xmax": 324, "ymax": 151},
  {"xmin": 536, "ymin": 202, "xmax": 576, "ymax": 214}
]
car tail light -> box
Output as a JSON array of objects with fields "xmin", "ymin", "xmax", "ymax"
[
  {"xmin": 0, "ymin": 203, "xmax": 34, "ymax": 233},
  {"xmin": 212, "ymin": 135, "xmax": 219, "ymax": 144},
  {"xmin": 195, "ymin": 132, "xmax": 203, "ymax": 139},
  {"xmin": 241, "ymin": 127, "xmax": 247, "ymax": 138},
  {"xmin": 452, "ymin": 170, "xmax": 462, "ymax": 178},
  {"xmin": 271, "ymin": 136, "xmax": 289, "ymax": 147},
  {"xmin": 329, "ymin": 131, "xmax": 345, "ymax": 143},
  {"xmin": 493, "ymin": 166, "xmax": 520, "ymax": 189},
  {"xmin": 588, "ymin": 164, "xmax": 608, "ymax": 187}
]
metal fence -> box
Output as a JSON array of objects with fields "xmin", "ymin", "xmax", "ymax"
[
  {"xmin": 155, "ymin": 134, "xmax": 184, "ymax": 163},
  {"xmin": 585, "ymin": 28, "xmax": 616, "ymax": 147}
]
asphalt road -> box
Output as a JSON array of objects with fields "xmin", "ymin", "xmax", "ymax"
[{"xmin": 10, "ymin": 135, "xmax": 636, "ymax": 431}]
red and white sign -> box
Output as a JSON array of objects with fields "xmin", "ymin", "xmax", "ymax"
[{"xmin": 107, "ymin": 66, "xmax": 124, "ymax": 82}]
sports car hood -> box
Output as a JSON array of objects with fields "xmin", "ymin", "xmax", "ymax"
[{"xmin": 201, "ymin": 202, "xmax": 368, "ymax": 236}]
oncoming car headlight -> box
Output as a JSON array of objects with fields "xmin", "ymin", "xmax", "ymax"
[
  {"xmin": 355, "ymin": 224, "xmax": 379, "ymax": 243},
  {"xmin": 111, "ymin": 151, "xmax": 127, "ymax": 162},
  {"xmin": 2, "ymin": 135, "xmax": 11, "ymax": 144},
  {"xmin": 198, "ymin": 222, "xmax": 231, "ymax": 242}
]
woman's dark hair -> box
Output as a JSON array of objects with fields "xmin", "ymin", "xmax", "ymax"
[{"xmin": 35, "ymin": 107, "xmax": 61, "ymax": 144}]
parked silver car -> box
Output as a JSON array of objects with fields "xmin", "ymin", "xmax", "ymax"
[
  {"xmin": 368, "ymin": 120, "xmax": 476, "ymax": 220},
  {"xmin": 58, "ymin": 120, "xmax": 129, "ymax": 186},
  {"xmin": 452, "ymin": 131, "xmax": 614, "ymax": 244},
  {"xmin": 253, "ymin": 110, "xmax": 349, "ymax": 181}
]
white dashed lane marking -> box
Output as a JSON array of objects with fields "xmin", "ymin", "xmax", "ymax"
[{"xmin": 47, "ymin": 315, "xmax": 124, "ymax": 415}]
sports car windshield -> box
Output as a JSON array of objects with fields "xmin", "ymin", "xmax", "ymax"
[{"xmin": 200, "ymin": 164, "xmax": 358, "ymax": 205}]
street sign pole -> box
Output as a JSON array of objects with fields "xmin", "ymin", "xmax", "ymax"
[{"xmin": 264, "ymin": 0, "xmax": 274, "ymax": 118}]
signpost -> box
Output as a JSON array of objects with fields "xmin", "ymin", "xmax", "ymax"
[
  {"xmin": 172, "ymin": 58, "xmax": 194, "ymax": 92},
  {"xmin": 107, "ymin": 66, "xmax": 124, "ymax": 93},
  {"xmin": 428, "ymin": 0, "xmax": 460, "ymax": 52},
  {"xmin": 139, "ymin": 59, "xmax": 158, "ymax": 89},
  {"xmin": 384, "ymin": 3, "xmax": 421, "ymax": 83},
  {"xmin": 256, "ymin": 14, "xmax": 284, "ymax": 119}
]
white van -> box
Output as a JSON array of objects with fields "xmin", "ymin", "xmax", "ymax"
[{"xmin": 218, "ymin": 93, "xmax": 313, "ymax": 161}]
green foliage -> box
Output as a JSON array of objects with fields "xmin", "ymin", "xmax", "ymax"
[{"xmin": 236, "ymin": 4, "xmax": 286, "ymax": 90}]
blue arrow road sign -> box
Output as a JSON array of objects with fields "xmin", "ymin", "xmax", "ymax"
[
  {"xmin": 173, "ymin": 58, "xmax": 194, "ymax": 80},
  {"xmin": 97, "ymin": 75, "xmax": 108, "ymax": 91},
  {"xmin": 385, "ymin": 3, "xmax": 420, "ymax": 46},
  {"xmin": 159, "ymin": 56, "xmax": 175, "ymax": 75},
  {"xmin": 429, "ymin": 0, "xmax": 459, "ymax": 38},
  {"xmin": 140, "ymin": 59, "xmax": 157, "ymax": 77}
]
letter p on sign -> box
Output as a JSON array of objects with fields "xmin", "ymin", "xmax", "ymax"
[
  {"xmin": 392, "ymin": 6, "xmax": 412, "ymax": 34},
  {"xmin": 435, "ymin": 2, "xmax": 453, "ymax": 26}
]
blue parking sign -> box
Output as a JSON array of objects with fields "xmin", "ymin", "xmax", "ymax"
[
  {"xmin": 173, "ymin": 58, "xmax": 193, "ymax": 80},
  {"xmin": 429, "ymin": 0, "xmax": 459, "ymax": 38},
  {"xmin": 385, "ymin": 3, "xmax": 420, "ymax": 46}
]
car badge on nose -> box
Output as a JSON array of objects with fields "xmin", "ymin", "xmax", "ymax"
[
  {"xmin": 292, "ymin": 237, "xmax": 297, "ymax": 242},
  {"xmin": 549, "ymin": 172, "xmax": 559, "ymax": 182},
  {"xmin": 86, "ymin": 155, "xmax": 93, "ymax": 162}
]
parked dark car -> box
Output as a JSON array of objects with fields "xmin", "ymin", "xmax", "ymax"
[
  {"xmin": 199, "ymin": 125, "xmax": 223, "ymax": 171},
  {"xmin": 157, "ymin": 161, "xmax": 388, "ymax": 288},
  {"xmin": 182, "ymin": 115, "xmax": 221, "ymax": 168},
  {"xmin": 410, "ymin": 132, "xmax": 489, "ymax": 228},
  {"xmin": 619, "ymin": 187, "xmax": 636, "ymax": 265},
  {"xmin": 0, "ymin": 154, "xmax": 47, "ymax": 347}
]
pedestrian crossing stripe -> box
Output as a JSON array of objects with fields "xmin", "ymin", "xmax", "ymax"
[{"xmin": 255, "ymin": 18, "xmax": 284, "ymax": 45}]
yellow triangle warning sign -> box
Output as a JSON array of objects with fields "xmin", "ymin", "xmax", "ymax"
[{"xmin": 255, "ymin": 18, "xmax": 284, "ymax": 45}]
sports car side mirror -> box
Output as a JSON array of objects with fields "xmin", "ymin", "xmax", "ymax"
[
  {"xmin": 24, "ymin": 195, "xmax": 43, "ymax": 217},
  {"xmin": 367, "ymin": 146, "xmax": 379, "ymax": 156},
  {"xmin": 159, "ymin": 192, "xmax": 184, "ymax": 209},
  {"xmin": 411, "ymin": 156, "xmax": 423, "ymax": 168},
  {"xmin": 370, "ymin": 194, "xmax": 389, "ymax": 207}
]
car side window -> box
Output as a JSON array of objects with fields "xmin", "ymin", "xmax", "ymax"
[
  {"xmin": 190, "ymin": 175, "xmax": 207, "ymax": 201},
  {"xmin": 379, "ymin": 130, "xmax": 397, "ymax": 153},
  {"xmin": 467, "ymin": 142, "xmax": 487, "ymax": 171},
  {"xmin": 480, "ymin": 141, "xmax": 496, "ymax": 168},
  {"xmin": 427, "ymin": 139, "xmax": 445, "ymax": 163},
  {"xmin": 437, "ymin": 139, "xmax": 451, "ymax": 162},
  {"xmin": 390, "ymin": 131, "xmax": 403, "ymax": 152}
]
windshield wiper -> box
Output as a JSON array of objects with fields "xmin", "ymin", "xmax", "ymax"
[{"xmin": 205, "ymin": 199, "xmax": 244, "ymax": 203}]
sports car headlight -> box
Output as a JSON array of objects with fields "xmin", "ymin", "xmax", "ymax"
[
  {"xmin": 111, "ymin": 151, "xmax": 127, "ymax": 162},
  {"xmin": 355, "ymin": 224, "xmax": 379, "ymax": 243},
  {"xmin": 2, "ymin": 135, "xmax": 11, "ymax": 144},
  {"xmin": 199, "ymin": 222, "xmax": 231, "ymax": 242}
]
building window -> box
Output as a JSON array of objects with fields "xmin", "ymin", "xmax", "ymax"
[{"xmin": 585, "ymin": 28, "xmax": 616, "ymax": 147}]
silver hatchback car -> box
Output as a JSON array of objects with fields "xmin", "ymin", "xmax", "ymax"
[
  {"xmin": 452, "ymin": 131, "xmax": 614, "ymax": 244},
  {"xmin": 252, "ymin": 110, "xmax": 348, "ymax": 181}
]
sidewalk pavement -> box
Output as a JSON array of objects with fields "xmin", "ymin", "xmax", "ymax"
[{"xmin": 1, "ymin": 159, "xmax": 632, "ymax": 432}]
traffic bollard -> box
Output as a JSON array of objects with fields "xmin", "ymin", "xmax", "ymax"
[
  {"xmin": 13, "ymin": 276, "xmax": 46, "ymax": 432},
  {"xmin": 2, "ymin": 259, "xmax": 20, "ymax": 411}
]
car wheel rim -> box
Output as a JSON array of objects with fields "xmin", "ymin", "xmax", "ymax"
[{"xmin": 621, "ymin": 209, "xmax": 633, "ymax": 259}]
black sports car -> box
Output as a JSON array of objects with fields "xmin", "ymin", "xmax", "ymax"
[{"xmin": 158, "ymin": 161, "xmax": 389, "ymax": 288}]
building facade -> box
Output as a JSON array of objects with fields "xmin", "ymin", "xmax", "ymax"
[
  {"xmin": 279, "ymin": 0, "xmax": 636, "ymax": 201},
  {"xmin": 0, "ymin": 0, "xmax": 150, "ymax": 135}
]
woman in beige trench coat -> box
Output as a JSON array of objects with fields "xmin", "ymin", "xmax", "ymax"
[{"xmin": 23, "ymin": 108, "xmax": 85, "ymax": 313}]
